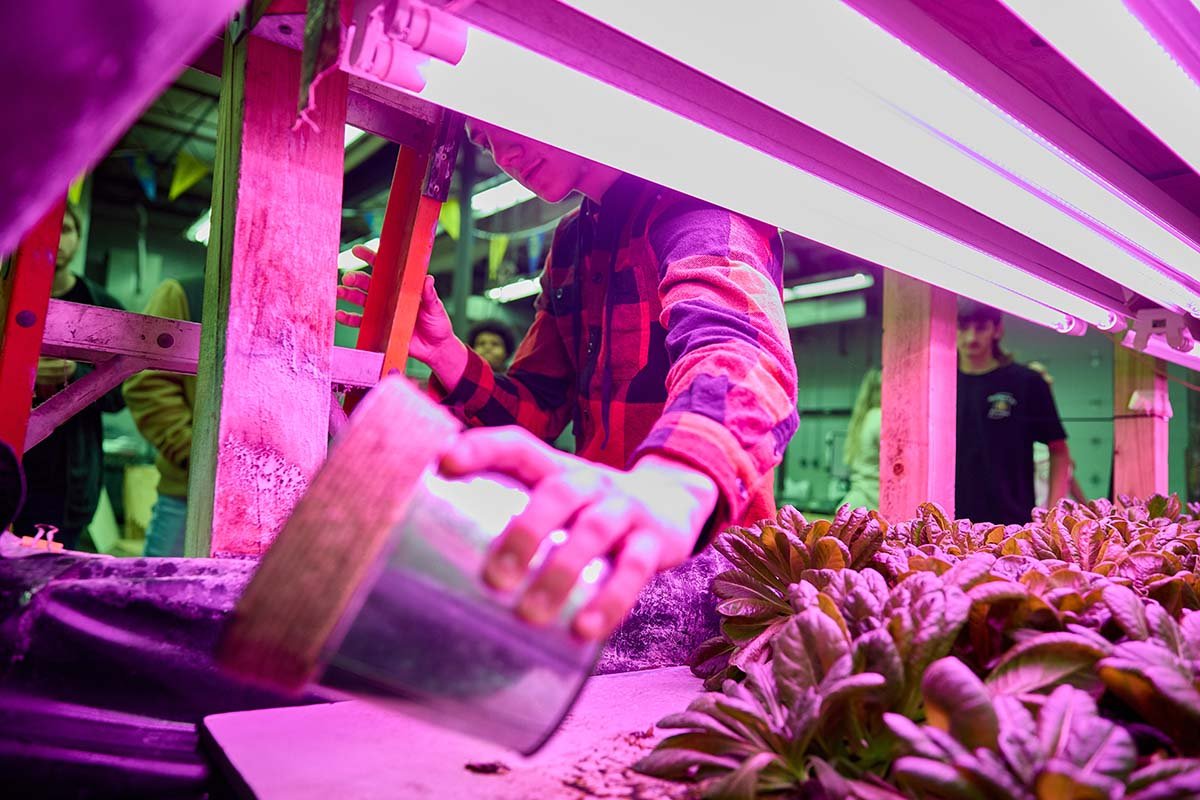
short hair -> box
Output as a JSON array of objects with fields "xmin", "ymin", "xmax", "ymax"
[
  {"xmin": 957, "ymin": 299, "xmax": 1002, "ymax": 328},
  {"xmin": 62, "ymin": 203, "xmax": 83, "ymax": 233},
  {"xmin": 467, "ymin": 320, "xmax": 515, "ymax": 356}
]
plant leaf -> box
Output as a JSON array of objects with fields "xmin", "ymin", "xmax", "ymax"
[
  {"xmin": 772, "ymin": 610, "xmax": 849, "ymax": 700},
  {"xmin": 1103, "ymin": 584, "xmax": 1149, "ymax": 640},
  {"xmin": 986, "ymin": 632, "xmax": 1107, "ymax": 697},
  {"xmin": 922, "ymin": 657, "xmax": 999, "ymax": 750}
]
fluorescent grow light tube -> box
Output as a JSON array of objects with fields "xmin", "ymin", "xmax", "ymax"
[
  {"xmin": 472, "ymin": 178, "xmax": 537, "ymax": 217},
  {"xmin": 185, "ymin": 208, "xmax": 211, "ymax": 246},
  {"xmin": 410, "ymin": 26, "xmax": 1104, "ymax": 332},
  {"xmin": 1001, "ymin": 0, "xmax": 1200, "ymax": 179},
  {"xmin": 486, "ymin": 276, "xmax": 541, "ymax": 303},
  {"xmin": 782, "ymin": 273, "xmax": 874, "ymax": 303},
  {"xmin": 344, "ymin": 124, "xmax": 368, "ymax": 148},
  {"xmin": 338, "ymin": 236, "xmax": 380, "ymax": 271},
  {"xmin": 558, "ymin": 0, "xmax": 1200, "ymax": 316}
]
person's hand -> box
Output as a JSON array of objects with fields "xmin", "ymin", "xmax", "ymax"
[
  {"xmin": 439, "ymin": 426, "xmax": 720, "ymax": 641},
  {"xmin": 336, "ymin": 246, "xmax": 468, "ymax": 384},
  {"xmin": 35, "ymin": 358, "xmax": 76, "ymax": 398}
]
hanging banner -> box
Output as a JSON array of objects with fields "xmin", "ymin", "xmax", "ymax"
[
  {"xmin": 488, "ymin": 234, "xmax": 509, "ymax": 282},
  {"xmin": 168, "ymin": 150, "xmax": 211, "ymax": 201},
  {"xmin": 126, "ymin": 153, "xmax": 157, "ymax": 201},
  {"xmin": 438, "ymin": 198, "xmax": 461, "ymax": 240},
  {"xmin": 67, "ymin": 172, "xmax": 87, "ymax": 205}
]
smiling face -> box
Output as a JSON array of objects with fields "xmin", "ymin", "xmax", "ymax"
[{"xmin": 466, "ymin": 121, "xmax": 595, "ymax": 204}]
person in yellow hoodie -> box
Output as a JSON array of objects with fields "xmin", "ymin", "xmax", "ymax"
[{"xmin": 123, "ymin": 275, "xmax": 203, "ymax": 557}]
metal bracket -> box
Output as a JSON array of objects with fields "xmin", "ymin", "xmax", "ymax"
[
  {"xmin": 1128, "ymin": 307, "xmax": 1194, "ymax": 353},
  {"xmin": 422, "ymin": 110, "xmax": 464, "ymax": 201}
]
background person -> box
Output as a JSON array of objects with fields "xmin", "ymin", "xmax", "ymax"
[
  {"xmin": 838, "ymin": 368, "xmax": 881, "ymax": 510},
  {"xmin": 466, "ymin": 320, "xmax": 515, "ymax": 373},
  {"xmin": 123, "ymin": 276, "xmax": 204, "ymax": 557},
  {"xmin": 13, "ymin": 205, "xmax": 125, "ymax": 549},
  {"xmin": 955, "ymin": 301, "xmax": 1070, "ymax": 525}
]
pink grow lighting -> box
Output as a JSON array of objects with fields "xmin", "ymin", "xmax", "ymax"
[
  {"xmin": 560, "ymin": 0, "xmax": 1200, "ymax": 317},
  {"xmin": 407, "ymin": 26, "xmax": 1095, "ymax": 333}
]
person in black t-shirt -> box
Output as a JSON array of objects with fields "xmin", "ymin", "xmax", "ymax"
[
  {"xmin": 12, "ymin": 205, "xmax": 124, "ymax": 549},
  {"xmin": 955, "ymin": 301, "xmax": 1070, "ymax": 525}
]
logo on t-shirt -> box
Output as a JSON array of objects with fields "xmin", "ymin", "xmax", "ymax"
[{"xmin": 987, "ymin": 392, "xmax": 1017, "ymax": 420}]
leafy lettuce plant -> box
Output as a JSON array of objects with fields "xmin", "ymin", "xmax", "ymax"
[
  {"xmin": 691, "ymin": 506, "xmax": 887, "ymax": 689},
  {"xmin": 649, "ymin": 498, "xmax": 1200, "ymax": 799},
  {"xmin": 884, "ymin": 657, "xmax": 1200, "ymax": 800},
  {"xmin": 643, "ymin": 570, "xmax": 971, "ymax": 795}
]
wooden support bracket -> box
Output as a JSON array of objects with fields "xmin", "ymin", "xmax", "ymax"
[
  {"xmin": 879, "ymin": 272, "xmax": 958, "ymax": 520},
  {"xmin": 41, "ymin": 300, "xmax": 382, "ymax": 388},
  {"xmin": 343, "ymin": 109, "xmax": 463, "ymax": 412},
  {"xmin": 24, "ymin": 356, "xmax": 141, "ymax": 452}
]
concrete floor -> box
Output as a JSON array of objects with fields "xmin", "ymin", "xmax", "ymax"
[{"xmin": 205, "ymin": 666, "xmax": 703, "ymax": 799}]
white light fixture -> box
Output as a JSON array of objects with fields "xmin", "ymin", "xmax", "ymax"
[
  {"xmin": 344, "ymin": 124, "xmax": 368, "ymax": 149},
  {"xmin": 485, "ymin": 276, "xmax": 541, "ymax": 303},
  {"xmin": 408, "ymin": 27, "xmax": 1104, "ymax": 333},
  {"xmin": 471, "ymin": 178, "xmax": 537, "ymax": 218},
  {"xmin": 782, "ymin": 272, "xmax": 874, "ymax": 303},
  {"xmin": 185, "ymin": 127, "xmax": 368, "ymax": 249},
  {"xmin": 559, "ymin": 0, "xmax": 1200, "ymax": 316},
  {"xmin": 184, "ymin": 208, "xmax": 211, "ymax": 246},
  {"xmin": 338, "ymin": 236, "xmax": 380, "ymax": 271},
  {"xmin": 1001, "ymin": 0, "xmax": 1200, "ymax": 179}
]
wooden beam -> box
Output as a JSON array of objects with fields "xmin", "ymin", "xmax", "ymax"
[
  {"xmin": 188, "ymin": 32, "xmax": 349, "ymax": 559},
  {"xmin": 195, "ymin": 13, "xmax": 442, "ymax": 149},
  {"xmin": 40, "ymin": 300, "xmax": 382, "ymax": 387},
  {"xmin": 24, "ymin": 356, "xmax": 141, "ymax": 451},
  {"xmin": 0, "ymin": 201, "xmax": 63, "ymax": 453},
  {"xmin": 1113, "ymin": 345, "xmax": 1171, "ymax": 499},
  {"xmin": 879, "ymin": 271, "xmax": 958, "ymax": 520}
]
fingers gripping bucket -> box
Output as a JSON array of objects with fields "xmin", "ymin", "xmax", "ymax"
[{"xmin": 218, "ymin": 377, "xmax": 604, "ymax": 755}]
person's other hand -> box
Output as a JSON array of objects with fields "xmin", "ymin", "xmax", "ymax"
[
  {"xmin": 35, "ymin": 357, "xmax": 76, "ymax": 398},
  {"xmin": 334, "ymin": 245, "xmax": 377, "ymax": 329},
  {"xmin": 335, "ymin": 246, "xmax": 466, "ymax": 380},
  {"xmin": 439, "ymin": 426, "xmax": 719, "ymax": 641}
]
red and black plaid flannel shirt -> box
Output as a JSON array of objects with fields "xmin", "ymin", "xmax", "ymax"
[{"xmin": 438, "ymin": 174, "xmax": 799, "ymax": 535}]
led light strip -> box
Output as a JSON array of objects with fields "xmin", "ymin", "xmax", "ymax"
[
  {"xmin": 782, "ymin": 273, "xmax": 874, "ymax": 303},
  {"xmin": 1002, "ymin": 0, "xmax": 1200, "ymax": 180},
  {"xmin": 410, "ymin": 26, "xmax": 1106, "ymax": 332},
  {"xmin": 558, "ymin": 0, "xmax": 1200, "ymax": 317}
]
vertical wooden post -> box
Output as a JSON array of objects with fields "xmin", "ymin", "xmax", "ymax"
[
  {"xmin": 1112, "ymin": 345, "xmax": 1170, "ymax": 499},
  {"xmin": 879, "ymin": 272, "xmax": 958, "ymax": 520},
  {"xmin": 187, "ymin": 31, "xmax": 348, "ymax": 558},
  {"xmin": 0, "ymin": 201, "xmax": 64, "ymax": 453}
]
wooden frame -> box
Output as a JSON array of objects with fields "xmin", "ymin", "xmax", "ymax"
[
  {"xmin": 0, "ymin": 201, "xmax": 64, "ymax": 453},
  {"xmin": 1113, "ymin": 346, "xmax": 1171, "ymax": 498},
  {"xmin": 186, "ymin": 31, "xmax": 349, "ymax": 558},
  {"xmin": 879, "ymin": 272, "xmax": 958, "ymax": 519}
]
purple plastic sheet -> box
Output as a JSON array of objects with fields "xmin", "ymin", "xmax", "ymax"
[
  {"xmin": 0, "ymin": 537, "xmax": 309, "ymax": 796},
  {"xmin": 0, "ymin": 0, "xmax": 241, "ymax": 255}
]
